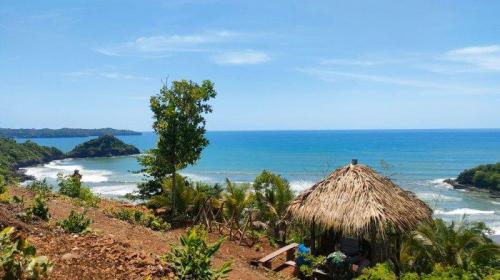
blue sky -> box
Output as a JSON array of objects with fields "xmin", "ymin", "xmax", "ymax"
[{"xmin": 1, "ymin": 0, "xmax": 499, "ymax": 130}]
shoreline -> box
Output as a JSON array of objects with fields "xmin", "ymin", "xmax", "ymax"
[{"xmin": 444, "ymin": 179, "xmax": 500, "ymax": 199}]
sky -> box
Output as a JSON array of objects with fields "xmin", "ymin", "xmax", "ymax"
[{"xmin": 1, "ymin": 0, "xmax": 500, "ymax": 131}]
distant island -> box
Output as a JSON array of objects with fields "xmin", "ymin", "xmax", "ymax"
[
  {"xmin": 0, "ymin": 128, "xmax": 141, "ymax": 138},
  {"xmin": 0, "ymin": 135, "xmax": 140, "ymax": 182},
  {"xmin": 445, "ymin": 162, "xmax": 500, "ymax": 198},
  {"xmin": 67, "ymin": 135, "xmax": 141, "ymax": 158}
]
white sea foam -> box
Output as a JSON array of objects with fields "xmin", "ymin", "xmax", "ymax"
[
  {"xmin": 180, "ymin": 172, "xmax": 214, "ymax": 182},
  {"xmin": 22, "ymin": 159, "xmax": 111, "ymax": 183},
  {"xmin": 290, "ymin": 180, "xmax": 314, "ymax": 192},
  {"xmin": 416, "ymin": 192, "xmax": 462, "ymax": 202},
  {"xmin": 491, "ymin": 201, "xmax": 500, "ymax": 206},
  {"xmin": 488, "ymin": 222, "xmax": 500, "ymax": 235},
  {"xmin": 428, "ymin": 178, "xmax": 453, "ymax": 189},
  {"xmin": 435, "ymin": 208, "xmax": 495, "ymax": 216},
  {"xmin": 91, "ymin": 184, "xmax": 138, "ymax": 196}
]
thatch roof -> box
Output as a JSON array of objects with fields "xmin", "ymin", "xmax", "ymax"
[{"xmin": 286, "ymin": 162, "xmax": 433, "ymax": 239}]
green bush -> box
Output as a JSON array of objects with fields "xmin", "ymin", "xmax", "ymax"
[
  {"xmin": 58, "ymin": 173, "xmax": 82, "ymax": 198},
  {"xmin": 110, "ymin": 207, "xmax": 171, "ymax": 231},
  {"xmin": 0, "ymin": 227, "xmax": 52, "ymax": 279},
  {"xmin": 297, "ymin": 253, "xmax": 326, "ymax": 278},
  {"xmin": 0, "ymin": 175, "xmax": 6, "ymax": 194},
  {"xmin": 77, "ymin": 187, "xmax": 100, "ymax": 207},
  {"xmin": 57, "ymin": 210, "xmax": 92, "ymax": 234},
  {"xmin": 165, "ymin": 227, "xmax": 232, "ymax": 280},
  {"xmin": 27, "ymin": 179, "xmax": 52, "ymax": 196},
  {"xmin": 57, "ymin": 173, "xmax": 100, "ymax": 207},
  {"xmin": 401, "ymin": 218, "xmax": 500, "ymax": 274},
  {"xmin": 356, "ymin": 263, "xmax": 397, "ymax": 280},
  {"xmin": 30, "ymin": 195, "xmax": 50, "ymax": 221}
]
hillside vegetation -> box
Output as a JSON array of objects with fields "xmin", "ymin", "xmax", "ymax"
[
  {"xmin": 67, "ymin": 135, "xmax": 140, "ymax": 158},
  {"xmin": 0, "ymin": 128, "xmax": 141, "ymax": 138},
  {"xmin": 456, "ymin": 163, "xmax": 500, "ymax": 192},
  {"xmin": 0, "ymin": 138, "xmax": 64, "ymax": 183}
]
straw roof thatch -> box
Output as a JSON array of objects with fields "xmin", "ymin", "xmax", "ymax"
[{"xmin": 287, "ymin": 162, "xmax": 433, "ymax": 239}]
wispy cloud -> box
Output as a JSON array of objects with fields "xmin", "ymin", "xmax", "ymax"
[
  {"xmin": 299, "ymin": 68, "xmax": 494, "ymax": 95},
  {"xmin": 320, "ymin": 58, "xmax": 400, "ymax": 66},
  {"xmin": 64, "ymin": 69, "xmax": 151, "ymax": 80},
  {"xmin": 445, "ymin": 45, "xmax": 500, "ymax": 71},
  {"xmin": 95, "ymin": 30, "xmax": 240, "ymax": 56},
  {"xmin": 211, "ymin": 50, "xmax": 270, "ymax": 65}
]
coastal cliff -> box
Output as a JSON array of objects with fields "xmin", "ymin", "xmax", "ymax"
[
  {"xmin": 0, "ymin": 137, "xmax": 65, "ymax": 182},
  {"xmin": 0, "ymin": 135, "xmax": 140, "ymax": 183}
]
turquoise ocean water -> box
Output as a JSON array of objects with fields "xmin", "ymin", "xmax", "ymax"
[{"xmin": 20, "ymin": 130, "xmax": 500, "ymax": 234}]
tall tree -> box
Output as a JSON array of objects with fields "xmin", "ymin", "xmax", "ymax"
[{"xmin": 139, "ymin": 79, "xmax": 216, "ymax": 217}]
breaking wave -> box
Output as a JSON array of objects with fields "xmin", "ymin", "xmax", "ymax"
[{"xmin": 435, "ymin": 208, "xmax": 495, "ymax": 216}]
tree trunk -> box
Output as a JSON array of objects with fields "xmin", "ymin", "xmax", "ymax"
[
  {"xmin": 171, "ymin": 168, "xmax": 177, "ymax": 218},
  {"xmin": 311, "ymin": 220, "xmax": 316, "ymax": 255}
]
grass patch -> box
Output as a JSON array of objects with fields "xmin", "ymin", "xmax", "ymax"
[{"xmin": 108, "ymin": 206, "xmax": 171, "ymax": 231}]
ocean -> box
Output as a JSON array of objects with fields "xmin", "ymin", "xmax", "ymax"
[{"xmin": 19, "ymin": 129, "xmax": 500, "ymax": 234}]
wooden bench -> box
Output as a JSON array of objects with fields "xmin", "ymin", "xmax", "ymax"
[{"xmin": 257, "ymin": 243, "xmax": 298, "ymax": 270}]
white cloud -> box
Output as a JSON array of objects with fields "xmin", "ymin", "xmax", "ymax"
[
  {"xmin": 64, "ymin": 69, "xmax": 151, "ymax": 80},
  {"xmin": 212, "ymin": 50, "xmax": 270, "ymax": 65},
  {"xmin": 447, "ymin": 45, "xmax": 500, "ymax": 56},
  {"xmin": 320, "ymin": 58, "xmax": 399, "ymax": 66},
  {"xmin": 445, "ymin": 45, "xmax": 500, "ymax": 71},
  {"xmin": 299, "ymin": 68, "xmax": 494, "ymax": 95},
  {"xmin": 96, "ymin": 30, "xmax": 240, "ymax": 56}
]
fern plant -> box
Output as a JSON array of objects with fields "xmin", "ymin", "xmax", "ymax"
[
  {"xmin": 0, "ymin": 227, "xmax": 52, "ymax": 279},
  {"xmin": 57, "ymin": 210, "xmax": 92, "ymax": 234},
  {"xmin": 165, "ymin": 227, "xmax": 232, "ymax": 280}
]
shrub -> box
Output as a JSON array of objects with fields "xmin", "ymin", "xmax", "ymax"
[
  {"xmin": 296, "ymin": 251, "xmax": 326, "ymax": 279},
  {"xmin": 58, "ymin": 173, "xmax": 81, "ymax": 198},
  {"xmin": 0, "ymin": 227, "xmax": 52, "ymax": 279},
  {"xmin": 356, "ymin": 263, "xmax": 397, "ymax": 280},
  {"xmin": 30, "ymin": 195, "xmax": 50, "ymax": 221},
  {"xmin": 57, "ymin": 210, "xmax": 92, "ymax": 234},
  {"xmin": 401, "ymin": 218, "xmax": 500, "ymax": 274},
  {"xmin": 110, "ymin": 207, "xmax": 171, "ymax": 231},
  {"xmin": 0, "ymin": 175, "xmax": 6, "ymax": 194},
  {"xmin": 77, "ymin": 187, "xmax": 100, "ymax": 207},
  {"xmin": 26, "ymin": 179, "xmax": 52, "ymax": 196},
  {"xmin": 165, "ymin": 227, "xmax": 232, "ymax": 280},
  {"xmin": 57, "ymin": 173, "xmax": 100, "ymax": 207}
]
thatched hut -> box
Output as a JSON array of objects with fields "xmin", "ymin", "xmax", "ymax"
[{"xmin": 286, "ymin": 160, "xmax": 432, "ymax": 272}]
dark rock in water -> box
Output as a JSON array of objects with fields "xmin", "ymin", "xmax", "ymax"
[
  {"xmin": 67, "ymin": 135, "xmax": 140, "ymax": 158},
  {"xmin": 444, "ymin": 178, "xmax": 499, "ymax": 199}
]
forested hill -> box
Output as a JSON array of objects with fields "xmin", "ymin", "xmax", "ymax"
[
  {"xmin": 0, "ymin": 137, "xmax": 65, "ymax": 183},
  {"xmin": 455, "ymin": 163, "xmax": 500, "ymax": 192},
  {"xmin": 67, "ymin": 135, "xmax": 140, "ymax": 158},
  {"xmin": 0, "ymin": 128, "xmax": 141, "ymax": 138}
]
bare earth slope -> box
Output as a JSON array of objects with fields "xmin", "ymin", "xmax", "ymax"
[{"xmin": 0, "ymin": 187, "xmax": 280, "ymax": 280}]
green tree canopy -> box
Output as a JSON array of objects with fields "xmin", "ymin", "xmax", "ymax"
[
  {"xmin": 139, "ymin": 79, "xmax": 217, "ymax": 216},
  {"xmin": 253, "ymin": 170, "xmax": 294, "ymax": 222}
]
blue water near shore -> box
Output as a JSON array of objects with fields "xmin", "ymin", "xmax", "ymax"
[{"xmin": 20, "ymin": 129, "xmax": 500, "ymax": 233}]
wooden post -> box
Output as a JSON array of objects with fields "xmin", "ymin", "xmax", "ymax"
[
  {"xmin": 394, "ymin": 233, "xmax": 402, "ymax": 278},
  {"xmin": 370, "ymin": 230, "xmax": 377, "ymax": 264},
  {"xmin": 311, "ymin": 220, "xmax": 316, "ymax": 255}
]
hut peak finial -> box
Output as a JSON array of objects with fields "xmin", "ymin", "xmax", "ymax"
[{"xmin": 351, "ymin": 159, "xmax": 358, "ymax": 165}]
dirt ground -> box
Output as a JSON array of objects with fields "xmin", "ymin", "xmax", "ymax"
[{"xmin": 0, "ymin": 186, "xmax": 295, "ymax": 280}]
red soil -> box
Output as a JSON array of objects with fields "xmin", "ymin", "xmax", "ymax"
[{"xmin": 0, "ymin": 186, "xmax": 294, "ymax": 280}]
